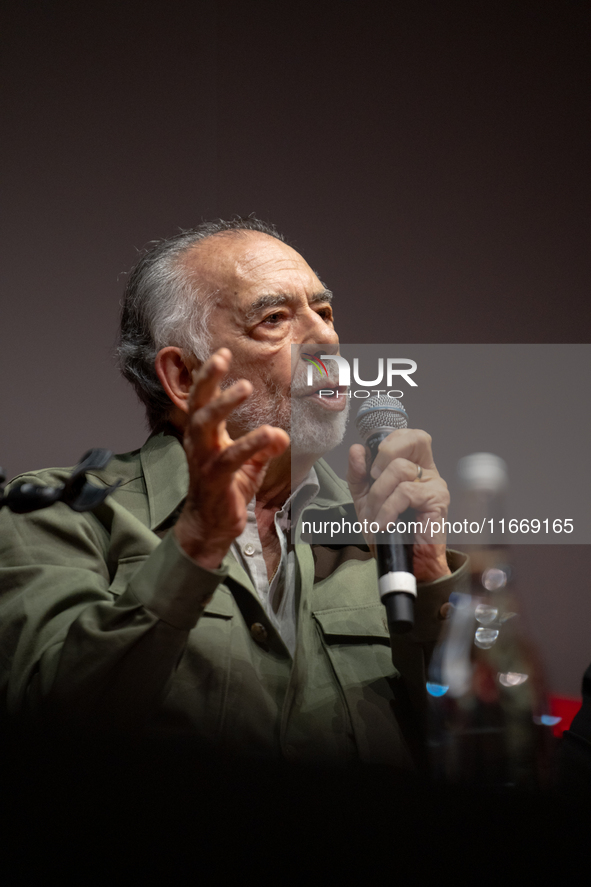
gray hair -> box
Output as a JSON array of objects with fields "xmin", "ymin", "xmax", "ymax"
[{"xmin": 117, "ymin": 217, "xmax": 285, "ymax": 431}]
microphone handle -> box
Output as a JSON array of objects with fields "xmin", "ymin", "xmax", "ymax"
[
  {"xmin": 376, "ymin": 532, "xmax": 415, "ymax": 634},
  {"xmin": 366, "ymin": 432, "xmax": 416, "ymax": 634}
]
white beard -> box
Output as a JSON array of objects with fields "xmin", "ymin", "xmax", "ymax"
[
  {"xmin": 289, "ymin": 393, "xmax": 349, "ymax": 457},
  {"xmin": 223, "ymin": 377, "xmax": 349, "ymax": 458}
]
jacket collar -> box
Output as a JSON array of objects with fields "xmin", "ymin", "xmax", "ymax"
[
  {"xmin": 309, "ymin": 458, "xmax": 353, "ymax": 510},
  {"xmin": 140, "ymin": 432, "xmax": 189, "ymax": 531}
]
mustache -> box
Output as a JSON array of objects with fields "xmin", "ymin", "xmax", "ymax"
[
  {"xmin": 219, "ymin": 368, "xmax": 342, "ymax": 397},
  {"xmin": 291, "ymin": 363, "xmax": 341, "ymax": 395}
]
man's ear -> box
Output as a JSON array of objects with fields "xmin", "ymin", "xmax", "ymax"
[{"xmin": 155, "ymin": 347, "xmax": 200, "ymax": 415}]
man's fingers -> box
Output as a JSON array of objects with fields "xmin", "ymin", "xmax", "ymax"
[
  {"xmin": 187, "ymin": 378, "xmax": 253, "ymax": 446},
  {"xmin": 215, "ymin": 426, "xmax": 290, "ymax": 475},
  {"xmin": 187, "ymin": 348, "xmax": 233, "ymax": 412},
  {"xmin": 369, "ymin": 457, "xmax": 423, "ymax": 493},
  {"xmin": 372, "ymin": 479, "xmax": 450, "ymax": 529},
  {"xmin": 347, "ymin": 444, "xmax": 369, "ymax": 496},
  {"xmin": 370, "ymin": 428, "xmax": 436, "ymax": 479}
]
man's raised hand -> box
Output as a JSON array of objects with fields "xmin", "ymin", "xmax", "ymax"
[{"xmin": 174, "ymin": 348, "xmax": 289, "ymax": 570}]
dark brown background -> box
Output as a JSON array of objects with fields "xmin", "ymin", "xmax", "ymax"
[{"xmin": 1, "ymin": 1, "xmax": 589, "ymax": 696}]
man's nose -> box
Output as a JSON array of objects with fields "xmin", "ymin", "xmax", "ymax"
[{"xmin": 301, "ymin": 309, "xmax": 339, "ymax": 348}]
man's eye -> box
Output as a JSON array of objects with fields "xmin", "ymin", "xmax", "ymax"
[
  {"xmin": 317, "ymin": 307, "xmax": 333, "ymax": 322},
  {"xmin": 262, "ymin": 313, "xmax": 286, "ymax": 325}
]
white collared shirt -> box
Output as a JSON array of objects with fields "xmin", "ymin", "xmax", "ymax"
[{"xmin": 230, "ymin": 469, "xmax": 320, "ymax": 657}]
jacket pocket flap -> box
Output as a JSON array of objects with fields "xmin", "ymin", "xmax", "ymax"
[
  {"xmin": 203, "ymin": 586, "xmax": 234, "ymax": 619},
  {"xmin": 313, "ymin": 604, "xmax": 389, "ymax": 641},
  {"xmin": 109, "ymin": 560, "xmax": 233, "ymax": 620}
]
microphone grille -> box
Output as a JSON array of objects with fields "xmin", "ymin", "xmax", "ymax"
[{"xmin": 355, "ymin": 395, "xmax": 408, "ymax": 442}]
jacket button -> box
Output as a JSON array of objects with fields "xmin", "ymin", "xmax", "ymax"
[
  {"xmin": 250, "ymin": 622, "xmax": 268, "ymax": 644},
  {"xmin": 438, "ymin": 602, "xmax": 453, "ymax": 620}
]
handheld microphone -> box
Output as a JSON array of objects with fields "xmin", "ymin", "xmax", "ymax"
[{"xmin": 355, "ymin": 396, "xmax": 415, "ymax": 634}]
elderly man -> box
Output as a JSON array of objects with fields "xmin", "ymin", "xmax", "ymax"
[{"xmin": 0, "ymin": 217, "xmax": 465, "ymax": 768}]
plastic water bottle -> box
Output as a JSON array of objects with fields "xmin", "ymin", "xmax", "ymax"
[{"xmin": 427, "ymin": 454, "xmax": 552, "ymax": 789}]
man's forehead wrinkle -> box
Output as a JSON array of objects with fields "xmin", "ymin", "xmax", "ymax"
[
  {"xmin": 231, "ymin": 234, "xmax": 316, "ymax": 280},
  {"xmin": 181, "ymin": 230, "xmax": 269, "ymax": 289},
  {"xmin": 234, "ymin": 248, "xmax": 303, "ymax": 284},
  {"xmin": 182, "ymin": 242, "xmax": 236, "ymax": 285}
]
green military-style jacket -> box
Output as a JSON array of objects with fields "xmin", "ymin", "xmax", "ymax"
[{"xmin": 0, "ymin": 433, "xmax": 467, "ymax": 767}]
